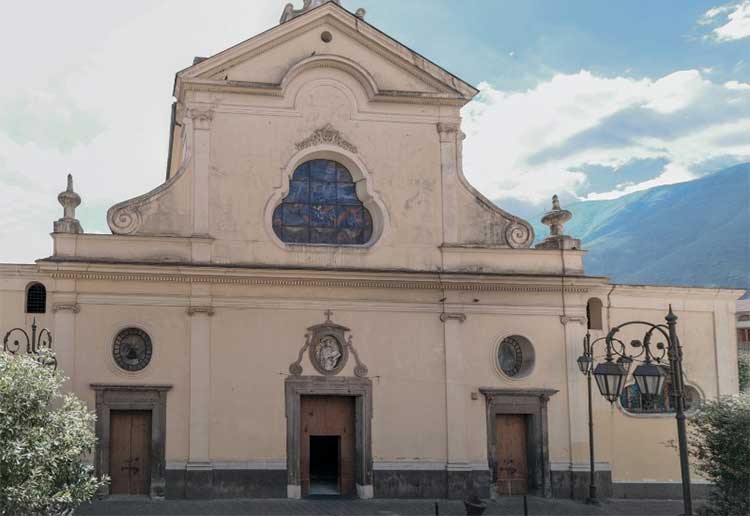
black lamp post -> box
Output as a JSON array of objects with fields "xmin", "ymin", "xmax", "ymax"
[
  {"xmin": 578, "ymin": 331, "xmax": 602, "ymax": 504},
  {"xmin": 581, "ymin": 306, "xmax": 692, "ymax": 516},
  {"xmin": 2, "ymin": 318, "xmax": 56, "ymax": 369}
]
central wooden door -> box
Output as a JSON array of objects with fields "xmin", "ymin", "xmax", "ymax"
[
  {"xmin": 110, "ymin": 410, "xmax": 151, "ymax": 495},
  {"xmin": 495, "ymin": 414, "xmax": 528, "ymax": 495},
  {"xmin": 300, "ymin": 396, "xmax": 355, "ymax": 496}
]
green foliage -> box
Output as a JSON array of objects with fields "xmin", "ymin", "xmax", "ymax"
[
  {"xmin": 0, "ymin": 351, "xmax": 108, "ymax": 515},
  {"xmin": 688, "ymin": 395, "xmax": 750, "ymax": 516},
  {"xmin": 738, "ymin": 355, "xmax": 749, "ymax": 393}
]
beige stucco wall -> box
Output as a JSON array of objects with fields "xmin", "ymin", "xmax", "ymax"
[
  {"xmin": 0, "ymin": 264, "xmax": 741, "ymax": 487},
  {"xmin": 1, "ymin": 2, "xmax": 743, "ymax": 497}
]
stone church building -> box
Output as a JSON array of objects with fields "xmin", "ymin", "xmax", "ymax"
[{"xmin": 0, "ymin": 0, "xmax": 742, "ymax": 501}]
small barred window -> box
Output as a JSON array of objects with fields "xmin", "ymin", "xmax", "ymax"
[
  {"xmin": 620, "ymin": 377, "xmax": 700, "ymax": 414},
  {"xmin": 25, "ymin": 283, "xmax": 46, "ymax": 314}
]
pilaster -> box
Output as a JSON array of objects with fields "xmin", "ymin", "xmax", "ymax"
[
  {"xmin": 712, "ymin": 299, "xmax": 739, "ymax": 395},
  {"xmin": 186, "ymin": 283, "xmax": 214, "ymax": 498},
  {"xmin": 561, "ymin": 315, "xmax": 589, "ymax": 473},
  {"xmin": 189, "ymin": 108, "xmax": 213, "ymax": 238},
  {"xmin": 437, "ymin": 123, "xmax": 460, "ymax": 244},
  {"xmin": 441, "ymin": 308, "xmax": 471, "ymax": 496},
  {"xmin": 51, "ymin": 289, "xmax": 79, "ymax": 393}
]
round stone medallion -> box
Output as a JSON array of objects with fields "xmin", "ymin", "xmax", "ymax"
[
  {"xmin": 309, "ymin": 333, "xmax": 348, "ymax": 375},
  {"xmin": 113, "ymin": 328, "xmax": 153, "ymax": 372}
]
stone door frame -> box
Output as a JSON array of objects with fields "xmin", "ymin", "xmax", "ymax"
[
  {"xmin": 285, "ymin": 376, "xmax": 372, "ymax": 499},
  {"xmin": 91, "ymin": 384, "xmax": 172, "ymax": 498},
  {"xmin": 480, "ymin": 388, "xmax": 558, "ymax": 498}
]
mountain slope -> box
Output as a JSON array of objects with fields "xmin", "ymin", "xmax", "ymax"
[{"xmin": 531, "ymin": 164, "xmax": 750, "ymax": 290}]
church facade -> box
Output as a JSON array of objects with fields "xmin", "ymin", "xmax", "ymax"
[{"xmin": 0, "ymin": 0, "xmax": 742, "ymax": 501}]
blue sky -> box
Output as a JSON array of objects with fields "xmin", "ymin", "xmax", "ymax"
[{"xmin": 0, "ymin": 0, "xmax": 748, "ymax": 261}]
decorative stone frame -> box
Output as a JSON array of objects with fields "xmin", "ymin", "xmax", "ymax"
[
  {"xmin": 91, "ymin": 384, "xmax": 172, "ymax": 498},
  {"xmin": 284, "ymin": 376, "xmax": 373, "ymax": 498},
  {"xmin": 308, "ymin": 327, "xmax": 349, "ymax": 376},
  {"xmin": 479, "ymin": 388, "xmax": 558, "ymax": 498}
]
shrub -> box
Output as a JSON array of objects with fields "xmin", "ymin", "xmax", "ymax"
[
  {"xmin": 688, "ymin": 395, "xmax": 750, "ymax": 516},
  {"xmin": 0, "ymin": 351, "xmax": 108, "ymax": 515},
  {"xmin": 738, "ymin": 355, "xmax": 749, "ymax": 392}
]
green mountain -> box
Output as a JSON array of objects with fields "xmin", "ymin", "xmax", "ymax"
[{"xmin": 532, "ymin": 164, "xmax": 750, "ymax": 290}]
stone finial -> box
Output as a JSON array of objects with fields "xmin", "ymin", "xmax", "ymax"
[
  {"xmin": 280, "ymin": 0, "xmax": 342, "ymax": 23},
  {"xmin": 355, "ymin": 7, "xmax": 366, "ymax": 19},
  {"xmin": 53, "ymin": 174, "xmax": 83, "ymax": 234},
  {"xmin": 535, "ymin": 194, "xmax": 580, "ymax": 250}
]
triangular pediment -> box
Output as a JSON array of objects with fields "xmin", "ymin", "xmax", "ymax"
[{"xmin": 174, "ymin": 2, "xmax": 477, "ymax": 104}]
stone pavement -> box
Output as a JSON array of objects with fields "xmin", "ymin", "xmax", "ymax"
[{"xmin": 76, "ymin": 496, "xmax": 690, "ymax": 516}]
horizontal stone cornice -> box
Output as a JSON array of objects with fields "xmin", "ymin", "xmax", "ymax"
[{"xmin": 43, "ymin": 266, "xmax": 594, "ymax": 293}]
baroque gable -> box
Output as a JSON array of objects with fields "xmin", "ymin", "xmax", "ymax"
[{"xmin": 98, "ymin": 0, "xmax": 536, "ymax": 274}]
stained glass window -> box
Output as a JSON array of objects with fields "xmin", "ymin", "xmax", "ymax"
[
  {"xmin": 619, "ymin": 377, "xmax": 699, "ymax": 414},
  {"xmin": 273, "ymin": 160, "xmax": 373, "ymax": 245}
]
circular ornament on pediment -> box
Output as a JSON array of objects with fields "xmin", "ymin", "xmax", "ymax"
[
  {"xmin": 110, "ymin": 206, "xmax": 143, "ymax": 235},
  {"xmin": 113, "ymin": 328, "xmax": 153, "ymax": 372},
  {"xmin": 505, "ymin": 222, "xmax": 532, "ymax": 249},
  {"xmin": 309, "ymin": 333, "xmax": 348, "ymax": 375}
]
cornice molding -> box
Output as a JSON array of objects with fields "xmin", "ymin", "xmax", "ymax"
[{"xmin": 48, "ymin": 269, "xmax": 590, "ymax": 293}]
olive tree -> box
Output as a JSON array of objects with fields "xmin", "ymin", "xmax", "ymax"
[
  {"xmin": 0, "ymin": 351, "xmax": 108, "ymax": 515},
  {"xmin": 688, "ymin": 394, "xmax": 750, "ymax": 516}
]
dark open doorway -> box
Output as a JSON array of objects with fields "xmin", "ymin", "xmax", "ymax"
[{"xmin": 309, "ymin": 435, "xmax": 340, "ymax": 495}]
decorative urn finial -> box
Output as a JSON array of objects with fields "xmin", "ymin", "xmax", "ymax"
[
  {"xmin": 53, "ymin": 173, "xmax": 83, "ymax": 234},
  {"xmin": 535, "ymin": 194, "xmax": 580, "ymax": 250}
]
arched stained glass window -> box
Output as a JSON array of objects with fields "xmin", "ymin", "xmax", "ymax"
[{"xmin": 273, "ymin": 159, "xmax": 373, "ymax": 245}]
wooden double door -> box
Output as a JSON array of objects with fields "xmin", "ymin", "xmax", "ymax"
[
  {"xmin": 110, "ymin": 410, "xmax": 151, "ymax": 495},
  {"xmin": 495, "ymin": 414, "xmax": 529, "ymax": 495},
  {"xmin": 300, "ymin": 396, "xmax": 355, "ymax": 496}
]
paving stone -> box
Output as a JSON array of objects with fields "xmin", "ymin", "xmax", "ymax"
[{"xmin": 75, "ymin": 496, "xmax": 690, "ymax": 516}]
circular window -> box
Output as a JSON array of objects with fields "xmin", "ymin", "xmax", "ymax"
[
  {"xmin": 496, "ymin": 336, "xmax": 535, "ymax": 378},
  {"xmin": 113, "ymin": 328, "xmax": 153, "ymax": 372},
  {"xmin": 321, "ymin": 31, "xmax": 333, "ymax": 43}
]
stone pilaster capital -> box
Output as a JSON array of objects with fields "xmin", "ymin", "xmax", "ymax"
[
  {"xmin": 559, "ymin": 315, "xmax": 587, "ymax": 326},
  {"xmin": 437, "ymin": 122, "xmax": 460, "ymax": 142},
  {"xmin": 187, "ymin": 108, "xmax": 214, "ymax": 130},
  {"xmin": 52, "ymin": 303, "xmax": 80, "ymax": 314},
  {"xmin": 440, "ymin": 312, "xmax": 467, "ymax": 323},
  {"xmin": 187, "ymin": 306, "xmax": 215, "ymax": 317}
]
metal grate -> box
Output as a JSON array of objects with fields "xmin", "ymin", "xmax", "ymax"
[{"xmin": 25, "ymin": 283, "xmax": 46, "ymax": 313}]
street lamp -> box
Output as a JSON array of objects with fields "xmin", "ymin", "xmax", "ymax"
[
  {"xmin": 580, "ymin": 306, "xmax": 693, "ymax": 516},
  {"xmin": 2, "ymin": 318, "xmax": 56, "ymax": 369},
  {"xmin": 592, "ymin": 359, "xmax": 628, "ymax": 403}
]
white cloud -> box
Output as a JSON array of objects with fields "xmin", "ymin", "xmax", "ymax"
[
  {"xmin": 701, "ymin": 1, "xmax": 750, "ymax": 41},
  {"xmin": 0, "ymin": 0, "xmax": 280, "ymax": 262},
  {"xmin": 725, "ymin": 80, "xmax": 750, "ymax": 89},
  {"xmin": 461, "ymin": 69, "xmax": 750, "ymax": 204}
]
